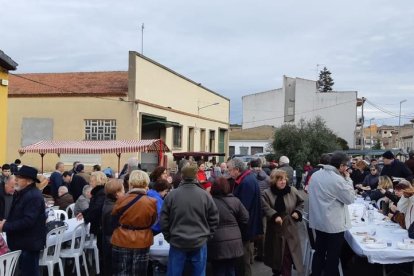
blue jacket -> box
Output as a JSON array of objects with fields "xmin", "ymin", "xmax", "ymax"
[
  {"xmin": 147, "ymin": 189, "xmax": 163, "ymax": 233},
  {"xmin": 3, "ymin": 183, "xmax": 47, "ymax": 251},
  {"xmin": 233, "ymin": 170, "xmax": 263, "ymax": 241}
]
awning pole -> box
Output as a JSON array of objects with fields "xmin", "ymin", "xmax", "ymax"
[
  {"xmin": 40, "ymin": 153, "xmax": 45, "ymax": 174},
  {"xmin": 116, "ymin": 153, "xmax": 121, "ymax": 177}
]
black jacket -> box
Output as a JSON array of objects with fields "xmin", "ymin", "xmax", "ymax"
[
  {"xmin": 381, "ymin": 159, "xmax": 414, "ymax": 182},
  {"xmin": 3, "ymin": 183, "xmax": 47, "ymax": 251},
  {"xmin": 83, "ymin": 185, "xmax": 105, "ymax": 235}
]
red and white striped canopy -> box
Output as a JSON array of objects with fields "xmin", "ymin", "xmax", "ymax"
[{"xmin": 18, "ymin": 139, "xmax": 170, "ymax": 155}]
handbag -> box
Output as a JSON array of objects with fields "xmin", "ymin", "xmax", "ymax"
[{"xmin": 0, "ymin": 234, "xmax": 9, "ymax": 255}]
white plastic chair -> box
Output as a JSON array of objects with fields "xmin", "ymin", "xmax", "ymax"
[
  {"xmin": 84, "ymin": 224, "xmax": 100, "ymax": 275},
  {"xmin": 60, "ymin": 223, "xmax": 89, "ymax": 276},
  {"xmin": 0, "ymin": 250, "xmax": 21, "ymax": 276},
  {"xmin": 66, "ymin": 203, "xmax": 76, "ymax": 218},
  {"xmin": 54, "ymin": 209, "xmax": 69, "ymax": 221},
  {"xmin": 39, "ymin": 225, "xmax": 68, "ymax": 276}
]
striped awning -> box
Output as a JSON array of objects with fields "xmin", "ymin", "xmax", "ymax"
[{"xmin": 18, "ymin": 139, "xmax": 170, "ymax": 155}]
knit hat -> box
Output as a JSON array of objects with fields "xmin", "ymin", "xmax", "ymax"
[
  {"xmin": 279, "ymin": 156, "xmax": 290, "ymax": 164},
  {"xmin": 382, "ymin": 151, "xmax": 394, "ymax": 160},
  {"xmin": 181, "ymin": 164, "xmax": 198, "ymax": 180}
]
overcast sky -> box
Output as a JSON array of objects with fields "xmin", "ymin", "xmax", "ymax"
[{"xmin": 2, "ymin": 0, "xmax": 414, "ymax": 126}]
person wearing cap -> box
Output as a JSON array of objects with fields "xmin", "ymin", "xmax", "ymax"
[
  {"xmin": 0, "ymin": 165, "xmax": 46, "ymax": 276},
  {"xmin": 160, "ymin": 162, "xmax": 219, "ymax": 276},
  {"xmin": 278, "ymin": 156, "xmax": 294, "ymax": 186},
  {"xmin": 380, "ymin": 150, "xmax": 413, "ymax": 182},
  {"xmin": 405, "ymin": 151, "xmax": 414, "ymax": 176}
]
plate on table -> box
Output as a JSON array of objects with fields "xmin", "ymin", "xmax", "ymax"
[
  {"xmin": 397, "ymin": 242, "xmax": 414, "ymax": 250},
  {"xmin": 392, "ymin": 229, "xmax": 407, "ymax": 234},
  {"xmin": 365, "ymin": 243, "xmax": 387, "ymax": 249},
  {"xmin": 353, "ymin": 231, "xmax": 369, "ymax": 236},
  {"xmin": 361, "ymin": 236, "xmax": 377, "ymax": 244}
]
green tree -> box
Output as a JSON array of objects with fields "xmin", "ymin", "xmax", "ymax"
[
  {"xmin": 318, "ymin": 67, "xmax": 335, "ymax": 92},
  {"xmin": 272, "ymin": 117, "xmax": 343, "ymax": 167},
  {"xmin": 372, "ymin": 139, "xmax": 381, "ymax": 150}
]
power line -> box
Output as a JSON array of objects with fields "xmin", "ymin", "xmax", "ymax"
[
  {"xmin": 365, "ymin": 99, "xmax": 412, "ymax": 119},
  {"xmin": 243, "ymin": 98, "xmax": 356, "ymax": 124}
]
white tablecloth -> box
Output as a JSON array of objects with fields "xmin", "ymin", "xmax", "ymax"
[
  {"xmin": 48, "ymin": 218, "xmax": 85, "ymax": 245},
  {"xmin": 345, "ymin": 203, "xmax": 414, "ymax": 264},
  {"xmin": 149, "ymin": 233, "xmax": 170, "ymax": 265}
]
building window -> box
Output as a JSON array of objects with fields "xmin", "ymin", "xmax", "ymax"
[
  {"xmin": 173, "ymin": 126, "xmax": 182, "ymax": 148},
  {"xmin": 239, "ymin": 146, "xmax": 248, "ymax": 155},
  {"xmin": 251, "ymin": 146, "xmax": 264, "ymax": 155},
  {"xmin": 85, "ymin": 119, "xmax": 116, "ymax": 140},
  {"xmin": 229, "ymin": 146, "xmax": 235, "ymax": 157}
]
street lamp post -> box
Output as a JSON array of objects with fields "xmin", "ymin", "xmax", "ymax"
[
  {"xmin": 369, "ymin": 118, "xmax": 375, "ymax": 148},
  {"xmin": 399, "ymin": 99, "xmax": 407, "ymax": 149},
  {"xmin": 198, "ymin": 102, "xmax": 219, "ymax": 115}
]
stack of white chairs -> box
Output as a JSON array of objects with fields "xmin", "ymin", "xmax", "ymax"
[
  {"xmin": 39, "ymin": 225, "xmax": 68, "ymax": 276},
  {"xmin": 84, "ymin": 223, "xmax": 100, "ymax": 275},
  {"xmin": 0, "ymin": 250, "xmax": 21, "ymax": 276},
  {"xmin": 54, "ymin": 209, "xmax": 69, "ymax": 221},
  {"xmin": 66, "ymin": 203, "xmax": 76, "ymax": 218},
  {"xmin": 60, "ymin": 222, "xmax": 89, "ymax": 276}
]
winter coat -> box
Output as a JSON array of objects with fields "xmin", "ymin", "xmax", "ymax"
[
  {"xmin": 362, "ymin": 174, "xmax": 379, "ymax": 190},
  {"xmin": 111, "ymin": 189, "xmax": 157, "ymax": 249},
  {"xmin": 233, "ymin": 170, "xmax": 263, "ymax": 241},
  {"xmin": 147, "ymin": 189, "xmax": 164, "ymax": 233},
  {"xmin": 69, "ymin": 174, "xmax": 88, "ymax": 202},
  {"xmin": 74, "ymin": 195, "xmax": 90, "ymax": 216},
  {"xmin": 405, "ymin": 158, "xmax": 414, "ymax": 176},
  {"xmin": 308, "ymin": 165, "xmax": 354, "ymax": 233},
  {"xmin": 161, "ymin": 180, "xmax": 219, "ymax": 249},
  {"xmin": 3, "ymin": 183, "xmax": 47, "ymax": 251},
  {"xmin": 397, "ymin": 195, "xmax": 414, "ymax": 230},
  {"xmin": 208, "ymin": 194, "xmax": 249, "ymax": 260},
  {"xmin": 82, "ymin": 185, "xmax": 105, "ymax": 235},
  {"xmin": 381, "ymin": 159, "xmax": 414, "ymax": 182},
  {"xmin": 262, "ymin": 187, "xmax": 304, "ymax": 274},
  {"xmin": 55, "ymin": 193, "xmax": 74, "ymax": 211},
  {"xmin": 253, "ymin": 170, "xmax": 270, "ymax": 194},
  {"xmin": 102, "ymin": 197, "xmax": 116, "ymax": 236},
  {"xmin": 278, "ymin": 164, "xmax": 294, "ymax": 186}
]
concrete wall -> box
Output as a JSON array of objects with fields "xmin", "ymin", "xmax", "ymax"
[
  {"xmin": 242, "ymin": 88, "xmax": 284, "ymax": 128},
  {"xmin": 242, "ymin": 76, "xmax": 357, "ymax": 147},
  {"xmin": 0, "ymin": 69, "xmax": 8, "ymax": 164},
  {"xmin": 7, "ymin": 97, "xmax": 136, "ymax": 172}
]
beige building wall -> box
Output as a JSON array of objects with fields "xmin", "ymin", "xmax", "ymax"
[{"xmin": 7, "ymin": 97, "xmax": 136, "ymax": 172}]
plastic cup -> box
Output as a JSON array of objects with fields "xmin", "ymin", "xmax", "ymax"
[{"xmin": 387, "ymin": 240, "xmax": 392, "ymax": 247}]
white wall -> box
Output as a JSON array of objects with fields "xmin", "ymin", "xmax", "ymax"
[
  {"xmin": 242, "ymin": 76, "xmax": 357, "ymax": 147},
  {"xmin": 229, "ymin": 140, "xmax": 272, "ymax": 155}
]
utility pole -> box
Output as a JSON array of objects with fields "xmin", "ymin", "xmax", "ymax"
[
  {"xmin": 361, "ymin": 97, "xmax": 366, "ymax": 150},
  {"xmin": 399, "ymin": 99, "xmax": 407, "ymax": 149},
  {"xmin": 141, "ymin": 23, "xmax": 144, "ymax": 55}
]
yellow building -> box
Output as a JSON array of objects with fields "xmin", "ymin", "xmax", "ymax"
[
  {"xmin": 7, "ymin": 51, "xmax": 229, "ymax": 172},
  {"xmin": 0, "ymin": 50, "xmax": 18, "ymax": 165}
]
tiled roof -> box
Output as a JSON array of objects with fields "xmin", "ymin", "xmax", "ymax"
[
  {"xmin": 230, "ymin": 125, "xmax": 276, "ymax": 140},
  {"xmin": 8, "ymin": 71, "xmax": 128, "ymax": 97}
]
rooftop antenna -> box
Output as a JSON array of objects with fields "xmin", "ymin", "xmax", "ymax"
[{"xmin": 141, "ymin": 23, "xmax": 144, "ymax": 55}]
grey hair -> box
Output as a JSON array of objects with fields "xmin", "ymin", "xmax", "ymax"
[
  {"xmin": 127, "ymin": 157, "xmax": 140, "ymax": 173},
  {"xmin": 82, "ymin": 185, "xmax": 92, "ymax": 196},
  {"xmin": 178, "ymin": 159, "xmax": 190, "ymax": 171},
  {"xmin": 228, "ymin": 158, "xmax": 247, "ymax": 172},
  {"xmin": 58, "ymin": 185, "xmax": 68, "ymax": 194}
]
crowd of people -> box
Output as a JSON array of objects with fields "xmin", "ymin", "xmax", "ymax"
[{"xmin": 0, "ymin": 150, "xmax": 414, "ymax": 275}]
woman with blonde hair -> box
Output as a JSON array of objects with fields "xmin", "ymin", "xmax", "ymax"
[
  {"xmin": 78, "ymin": 171, "xmax": 108, "ymax": 272},
  {"xmin": 262, "ymin": 169, "xmax": 304, "ymax": 276},
  {"xmin": 111, "ymin": 170, "xmax": 157, "ymax": 275},
  {"xmin": 369, "ymin": 175, "xmax": 393, "ymax": 201}
]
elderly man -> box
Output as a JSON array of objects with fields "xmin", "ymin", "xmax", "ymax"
[
  {"xmin": 50, "ymin": 161, "xmax": 65, "ymax": 198},
  {"xmin": 0, "ymin": 175, "xmax": 16, "ymax": 220},
  {"xmin": 161, "ymin": 162, "xmax": 219, "ymax": 276},
  {"xmin": 278, "ymin": 156, "xmax": 294, "ymax": 186},
  {"xmin": 308, "ymin": 151, "xmax": 354, "ymax": 276},
  {"xmin": 381, "ymin": 150, "xmax": 413, "ymax": 182},
  {"xmin": 227, "ymin": 158, "xmax": 263, "ymax": 276},
  {"xmin": 0, "ymin": 165, "xmax": 46, "ymax": 276}
]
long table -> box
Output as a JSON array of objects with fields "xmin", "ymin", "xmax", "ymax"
[{"xmin": 345, "ymin": 203, "xmax": 414, "ymax": 264}]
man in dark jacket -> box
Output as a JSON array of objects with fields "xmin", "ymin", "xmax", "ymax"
[
  {"xmin": 0, "ymin": 165, "xmax": 46, "ymax": 276},
  {"xmin": 161, "ymin": 163, "xmax": 219, "ymax": 276},
  {"xmin": 228, "ymin": 158, "xmax": 263, "ymax": 276},
  {"xmin": 405, "ymin": 151, "xmax": 414, "ymax": 175},
  {"xmin": 381, "ymin": 151, "xmax": 413, "ymax": 182}
]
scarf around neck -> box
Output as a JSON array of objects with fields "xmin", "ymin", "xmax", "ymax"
[{"xmin": 271, "ymin": 185, "xmax": 291, "ymax": 214}]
